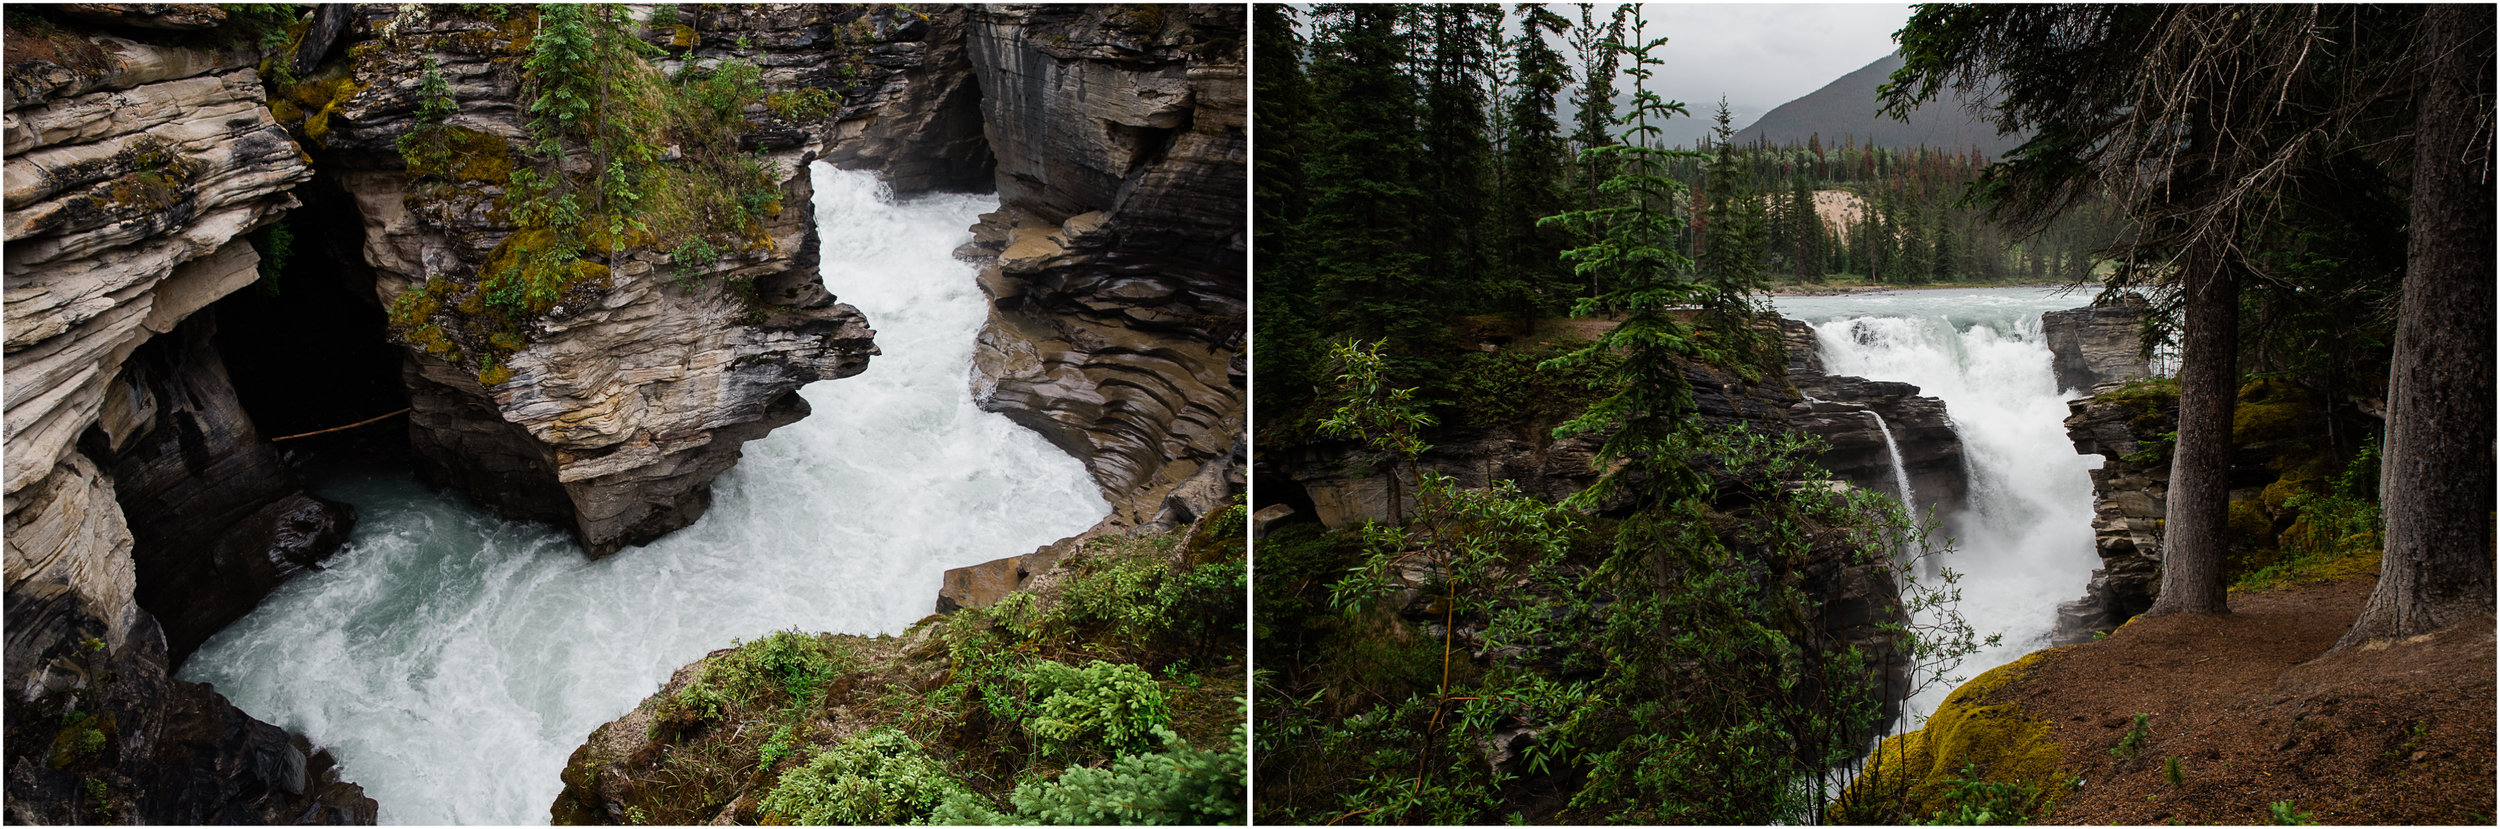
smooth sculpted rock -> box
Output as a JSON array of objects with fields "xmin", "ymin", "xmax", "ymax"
[
  {"xmin": 960, "ymin": 5, "xmax": 1247, "ymax": 531},
  {"xmin": 101, "ymin": 316, "xmax": 355, "ymax": 667},
  {"xmin": 301, "ymin": 7, "xmax": 884, "ymax": 556},
  {"xmin": 2042, "ymin": 294, "xmax": 2151, "ymax": 393}
]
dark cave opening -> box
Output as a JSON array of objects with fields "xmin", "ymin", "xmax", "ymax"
[{"xmin": 209, "ymin": 174, "xmax": 411, "ymax": 475}]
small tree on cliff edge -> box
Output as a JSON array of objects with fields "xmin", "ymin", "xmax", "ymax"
[{"xmin": 1536, "ymin": 4, "xmax": 1712, "ymax": 506}]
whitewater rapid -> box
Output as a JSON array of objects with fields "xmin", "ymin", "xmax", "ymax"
[
  {"xmin": 181, "ymin": 167, "xmax": 1110, "ymax": 824},
  {"xmin": 1772, "ymin": 287, "xmax": 2106, "ymax": 723}
]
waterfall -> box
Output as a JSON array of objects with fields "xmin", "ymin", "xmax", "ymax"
[
  {"xmin": 1863, "ymin": 408, "xmax": 1916, "ymax": 508},
  {"xmin": 179, "ymin": 167, "xmax": 1110, "ymax": 824},
  {"xmin": 1773, "ymin": 289, "xmax": 2104, "ymax": 725}
]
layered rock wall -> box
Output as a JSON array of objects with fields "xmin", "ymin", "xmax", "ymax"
[
  {"xmin": 959, "ymin": 4, "xmax": 1247, "ymax": 534},
  {"xmin": 3, "ymin": 9, "xmax": 374, "ymax": 821},
  {"xmin": 2054, "ymin": 386, "xmax": 2176, "ymax": 643},
  {"xmin": 295, "ymin": 5, "xmax": 885, "ymax": 556}
]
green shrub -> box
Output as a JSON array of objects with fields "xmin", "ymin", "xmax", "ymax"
[
  {"xmin": 947, "ymin": 718, "xmax": 1248, "ymax": 826},
  {"xmin": 759, "ymin": 729, "xmax": 976, "ymax": 825},
  {"xmin": 1025, "ymin": 660, "xmax": 1171, "ymax": 761},
  {"xmin": 2110, "ymin": 713, "xmax": 2151, "ymax": 759},
  {"xmin": 650, "ymin": 630, "xmax": 847, "ymax": 737}
]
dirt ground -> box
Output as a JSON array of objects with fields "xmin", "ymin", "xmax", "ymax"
[{"xmin": 2000, "ymin": 574, "xmax": 2495, "ymax": 825}]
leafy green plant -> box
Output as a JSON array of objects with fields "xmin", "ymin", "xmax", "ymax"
[
  {"xmin": 250, "ymin": 219, "xmax": 292, "ymax": 294},
  {"xmin": 649, "ymin": 630, "xmax": 847, "ymax": 737},
  {"xmin": 1025, "ymin": 659, "xmax": 1172, "ymax": 761},
  {"xmin": 2165, "ymin": 755, "xmax": 2183, "ymax": 786},
  {"xmin": 759, "ymin": 728, "xmax": 977, "ymax": 825},
  {"xmin": 942, "ymin": 711, "xmax": 1248, "ymax": 826},
  {"xmin": 758, "ymin": 724, "xmax": 800, "ymax": 770},
  {"xmin": 82, "ymin": 776, "xmax": 115, "ymax": 821},
  {"xmin": 2268, "ymin": 800, "xmax": 2315, "ymax": 825},
  {"xmin": 2111, "ymin": 713, "xmax": 2152, "ymax": 759}
]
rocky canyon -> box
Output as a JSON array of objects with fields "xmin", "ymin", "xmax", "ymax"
[{"xmin": 3, "ymin": 3, "xmax": 1243, "ymax": 821}]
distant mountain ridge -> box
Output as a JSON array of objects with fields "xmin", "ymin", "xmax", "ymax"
[{"xmin": 1733, "ymin": 52, "xmax": 2024, "ymax": 158}]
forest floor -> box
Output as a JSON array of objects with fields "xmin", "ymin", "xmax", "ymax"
[{"xmin": 2002, "ymin": 573, "xmax": 2495, "ymax": 825}]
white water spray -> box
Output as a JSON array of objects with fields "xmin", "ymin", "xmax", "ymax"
[
  {"xmin": 1773, "ymin": 288, "xmax": 2104, "ymax": 723},
  {"xmin": 181, "ymin": 167, "xmax": 1109, "ymax": 824}
]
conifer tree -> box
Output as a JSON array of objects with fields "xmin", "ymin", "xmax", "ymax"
[
  {"xmin": 1696, "ymin": 99, "xmax": 1771, "ymax": 349},
  {"xmin": 1252, "ymin": 3, "xmax": 1318, "ymax": 426},
  {"xmin": 1302, "ymin": 4, "xmax": 1430, "ymax": 350},
  {"xmin": 1537, "ymin": 5, "xmax": 1712, "ymax": 504},
  {"xmin": 1417, "ymin": 5, "xmax": 1502, "ymax": 310},
  {"xmin": 1490, "ymin": 3, "xmax": 1574, "ymax": 318}
]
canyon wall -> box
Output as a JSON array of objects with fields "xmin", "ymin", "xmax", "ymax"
[
  {"xmin": 3, "ymin": 9, "xmax": 374, "ymax": 821},
  {"xmin": 2042, "ymin": 293, "xmax": 2151, "ymax": 392},
  {"xmin": 6, "ymin": 4, "xmax": 1253, "ymax": 815},
  {"xmin": 959, "ymin": 4, "xmax": 1247, "ymax": 530},
  {"xmin": 293, "ymin": 4, "xmax": 887, "ymax": 557},
  {"xmin": 932, "ymin": 5, "xmax": 1247, "ymax": 609}
]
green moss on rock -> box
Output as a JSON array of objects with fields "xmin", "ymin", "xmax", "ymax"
[{"xmin": 1833, "ymin": 649, "xmax": 2072, "ymax": 823}]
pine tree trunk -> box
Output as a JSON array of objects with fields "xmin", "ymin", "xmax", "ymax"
[
  {"xmin": 2148, "ymin": 254, "xmax": 2239, "ymax": 616},
  {"xmin": 2336, "ymin": 3, "xmax": 2497, "ymax": 649}
]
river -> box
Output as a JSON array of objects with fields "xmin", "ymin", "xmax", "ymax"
[{"xmin": 180, "ymin": 167, "xmax": 1110, "ymax": 824}]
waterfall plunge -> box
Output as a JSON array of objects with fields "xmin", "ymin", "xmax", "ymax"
[
  {"xmin": 1864, "ymin": 408, "xmax": 1916, "ymax": 508},
  {"xmin": 180, "ymin": 167, "xmax": 1110, "ymax": 824},
  {"xmin": 1773, "ymin": 288, "xmax": 2104, "ymax": 723}
]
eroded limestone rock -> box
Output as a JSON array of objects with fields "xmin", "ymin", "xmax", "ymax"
[
  {"xmin": 302, "ymin": 6, "xmax": 884, "ymax": 556},
  {"xmin": 2, "ymin": 9, "xmax": 369, "ymax": 821},
  {"xmin": 958, "ymin": 4, "xmax": 1246, "ymax": 530}
]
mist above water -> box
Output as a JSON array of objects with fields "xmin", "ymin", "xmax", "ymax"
[{"xmin": 182, "ymin": 167, "xmax": 1109, "ymax": 824}]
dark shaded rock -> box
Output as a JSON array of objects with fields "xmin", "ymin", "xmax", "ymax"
[
  {"xmin": 289, "ymin": 3, "xmax": 355, "ymax": 79},
  {"xmin": 101, "ymin": 315, "xmax": 355, "ymax": 669},
  {"xmin": 1782, "ymin": 318, "xmax": 1968, "ymax": 514},
  {"xmin": 3, "ymin": 584, "xmax": 377, "ymax": 825},
  {"xmin": 2042, "ymin": 294, "xmax": 2150, "ymax": 393}
]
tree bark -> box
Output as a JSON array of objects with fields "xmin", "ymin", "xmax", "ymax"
[
  {"xmin": 2147, "ymin": 252, "xmax": 2239, "ymax": 617},
  {"xmin": 2336, "ymin": 4, "xmax": 2497, "ymax": 649}
]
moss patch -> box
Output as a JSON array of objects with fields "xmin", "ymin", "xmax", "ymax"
[{"xmin": 1834, "ymin": 649, "xmax": 2074, "ymax": 823}]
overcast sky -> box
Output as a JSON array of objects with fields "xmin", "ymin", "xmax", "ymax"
[{"xmin": 1626, "ymin": 4, "xmax": 1914, "ymax": 147}]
